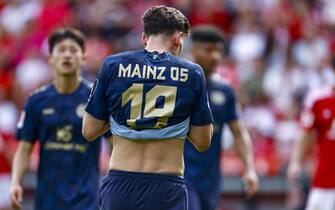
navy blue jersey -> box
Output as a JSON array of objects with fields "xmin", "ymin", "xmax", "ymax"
[
  {"xmin": 16, "ymin": 80, "xmax": 101, "ymax": 210},
  {"xmin": 184, "ymin": 75, "xmax": 239, "ymax": 194},
  {"xmin": 86, "ymin": 49, "xmax": 213, "ymax": 140}
]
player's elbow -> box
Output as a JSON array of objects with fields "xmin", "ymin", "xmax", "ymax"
[
  {"xmin": 82, "ymin": 112, "xmax": 102, "ymax": 142},
  {"xmin": 188, "ymin": 124, "xmax": 213, "ymax": 152},
  {"xmin": 82, "ymin": 126, "xmax": 97, "ymax": 142}
]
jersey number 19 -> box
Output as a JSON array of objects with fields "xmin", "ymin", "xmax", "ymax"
[{"xmin": 122, "ymin": 83, "xmax": 177, "ymax": 129}]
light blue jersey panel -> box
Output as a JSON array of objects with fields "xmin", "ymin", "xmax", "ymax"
[{"xmin": 110, "ymin": 117, "xmax": 190, "ymax": 139}]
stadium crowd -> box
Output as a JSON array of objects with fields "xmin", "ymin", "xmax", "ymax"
[{"xmin": 0, "ymin": 0, "xmax": 334, "ymax": 208}]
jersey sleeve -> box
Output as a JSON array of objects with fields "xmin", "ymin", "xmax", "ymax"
[
  {"xmin": 16, "ymin": 97, "xmax": 38, "ymax": 143},
  {"xmin": 224, "ymin": 86, "xmax": 239, "ymax": 122},
  {"xmin": 190, "ymin": 66, "xmax": 214, "ymax": 125},
  {"xmin": 85, "ymin": 59, "xmax": 110, "ymax": 121}
]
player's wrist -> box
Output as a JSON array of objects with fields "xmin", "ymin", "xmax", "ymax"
[
  {"xmin": 289, "ymin": 160, "xmax": 301, "ymax": 168},
  {"xmin": 244, "ymin": 163, "xmax": 256, "ymax": 173},
  {"xmin": 245, "ymin": 169, "xmax": 256, "ymax": 176},
  {"xmin": 10, "ymin": 179, "xmax": 22, "ymax": 187}
]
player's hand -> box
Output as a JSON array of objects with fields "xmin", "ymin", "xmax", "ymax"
[
  {"xmin": 10, "ymin": 183, "xmax": 23, "ymax": 210},
  {"xmin": 242, "ymin": 169, "xmax": 259, "ymax": 198},
  {"xmin": 287, "ymin": 161, "xmax": 301, "ymax": 185}
]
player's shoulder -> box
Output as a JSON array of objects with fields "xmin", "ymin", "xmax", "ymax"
[
  {"xmin": 103, "ymin": 50, "xmax": 141, "ymax": 64},
  {"xmin": 24, "ymin": 84, "xmax": 54, "ymax": 108},
  {"xmin": 304, "ymin": 85, "xmax": 334, "ymax": 109},
  {"xmin": 28, "ymin": 84, "xmax": 53, "ymax": 101},
  {"xmin": 169, "ymin": 54, "xmax": 202, "ymax": 72},
  {"xmin": 209, "ymin": 74, "xmax": 234, "ymax": 94}
]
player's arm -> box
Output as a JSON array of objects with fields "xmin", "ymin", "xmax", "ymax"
[
  {"xmin": 11, "ymin": 96, "xmax": 38, "ymax": 209},
  {"xmin": 188, "ymin": 65, "xmax": 214, "ymax": 152},
  {"xmin": 188, "ymin": 124, "xmax": 213, "ymax": 152},
  {"xmin": 224, "ymin": 84, "xmax": 258, "ymax": 196},
  {"xmin": 83, "ymin": 59, "xmax": 111, "ymax": 141},
  {"xmin": 82, "ymin": 112, "xmax": 110, "ymax": 141},
  {"xmin": 228, "ymin": 119, "xmax": 258, "ymax": 197},
  {"xmin": 10, "ymin": 141, "xmax": 33, "ymax": 210},
  {"xmin": 287, "ymin": 130, "xmax": 314, "ymax": 184},
  {"xmin": 288, "ymin": 106, "xmax": 316, "ymax": 184}
]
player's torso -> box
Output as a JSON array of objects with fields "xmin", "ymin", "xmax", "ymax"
[
  {"xmin": 312, "ymin": 95, "xmax": 335, "ymax": 187},
  {"xmin": 207, "ymin": 78, "xmax": 233, "ymax": 137},
  {"xmin": 33, "ymin": 82, "xmax": 101, "ymax": 210},
  {"xmin": 104, "ymin": 50, "xmax": 202, "ymax": 175},
  {"xmin": 32, "ymin": 82, "xmax": 101, "ymax": 168},
  {"xmin": 36, "ymin": 83, "xmax": 89, "ymax": 145}
]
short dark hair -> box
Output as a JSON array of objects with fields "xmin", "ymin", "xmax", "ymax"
[
  {"xmin": 191, "ymin": 25, "xmax": 224, "ymax": 44},
  {"xmin": 142, "ymin": 5, "xmax": 190, "ymax": 36},
  {"xmin": 48, "ymin": 28, "xmax": 85, "ymax": 53}
]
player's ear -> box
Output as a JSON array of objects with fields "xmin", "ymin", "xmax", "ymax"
[
  {"xmin": 171, "ymin": 32, "xmax": 182, "ymax": 46},
  {"xmin": 141, "ymin": 33, "xmax": 148, "ymax": 47},
  {"xmin": 171, "ymin": 32, "xmax": 183, "ymax": 55}
]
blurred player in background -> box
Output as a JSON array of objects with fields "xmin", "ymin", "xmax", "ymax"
[
  {"xmin": 184, "ymin": 26, "xmax": 259, "ymax": 210},
  {"xmin": 288, "ymin": 54, "xmax": 335, "ymax": 210},
  {"xmin": 10, "ymin": 28, "xmax": 109, "ymax": 210},
  {"xmin": 83, "ymin": 5, "xmax": 213, "ymax": 210}
]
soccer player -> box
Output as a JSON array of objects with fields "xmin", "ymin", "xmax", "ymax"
[
  {"xmin": 82, "ymin": 5, "xmax": 213, "ymax": 210},
  {"xmin": 184, "ymin": 26, "xmax": 259, "ymax": 210},
  {"xmin": 287, "ymin": 54, "xmax": 335, "ymax": 210},
  {"xmin": 10, "ymin": 28, "xmax": 107, "ymax": 210}
]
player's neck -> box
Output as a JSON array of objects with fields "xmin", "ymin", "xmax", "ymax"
[
  {"xmin": 53, "ymin": 74, "xmax": 81, "ymax": 94},
  {"xmin": 145, "ymin": 36, "xmax": 174, "ymax": 54}
]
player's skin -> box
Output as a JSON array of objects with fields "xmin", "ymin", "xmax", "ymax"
[
  {"xmin": 191, "ymin": 41, "xmax": 259, "ymax": 197},
  {"xmin": 82, "ymin": 31, "xmax": 213, "ymax": 176},
  {"xmin": 287, "ymin": 131, "xmax": 314, "ymax": 185},
  {"xmin": 10, "ymin": 38, "xmax": 87, "ymax": 210}
]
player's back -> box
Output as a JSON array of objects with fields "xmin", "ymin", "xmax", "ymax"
[{"xmin": 87, "ymin": 49, "xmax": 212, "ymax": 175}]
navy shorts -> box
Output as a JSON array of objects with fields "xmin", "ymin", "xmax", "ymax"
[
  {"xmin": 99, "ymin": 170, "xmax": 188, "ymax": 210},
  {"xmin": 186, "ymin": 181, "xmax": 219, "ymax": 210}
]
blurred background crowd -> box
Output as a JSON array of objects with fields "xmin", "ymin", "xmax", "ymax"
[{"xmin": 0, "ymin": 0, "xmax": 334, "ymax": 209}]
